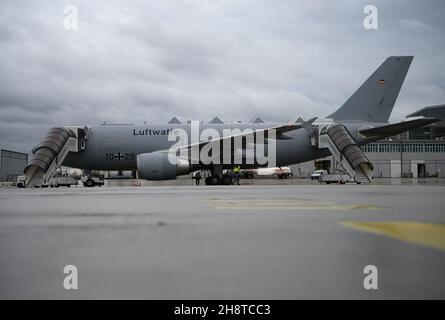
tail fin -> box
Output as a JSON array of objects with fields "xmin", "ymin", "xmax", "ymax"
[{"xmin": 328, "ymin": 56, "xmax": 413, "ymax": 122}]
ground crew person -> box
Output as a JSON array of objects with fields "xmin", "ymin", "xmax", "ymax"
[
  {"xmin": 194, "ymin": 171, "xmax": 201, "ymax": 186},
  {"xmin": 233, "ymin": 166, "xmax": 241, "ymax": 185}
]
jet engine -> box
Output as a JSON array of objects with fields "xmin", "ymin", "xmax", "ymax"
[{"xmin": 136, "ymin": 152, "xmax": 190, "ymax": 180}]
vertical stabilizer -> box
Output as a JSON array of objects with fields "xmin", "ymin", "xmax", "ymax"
[{"xmin": 328, "ymin": 56, "xmax": 413, "ymax": 122}]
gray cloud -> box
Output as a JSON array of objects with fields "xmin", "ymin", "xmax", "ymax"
[{"xmin": 1, "ymin": 0, "xmax": 445, "ymax": 153}]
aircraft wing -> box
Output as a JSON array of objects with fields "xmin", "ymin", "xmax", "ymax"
[
  {"xmin": 172, "ymin": 118, "xmax": 317, "ymax": 153},
  {"xmin": 359, "ymin": 118, "xmax": 439, "ymax": 139}
]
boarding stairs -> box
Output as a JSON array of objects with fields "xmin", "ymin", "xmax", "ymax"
[
  {"xmin": 318, "ymin": 123, "xmax": 373, "ymax": 183},
  {"xmin": 23, "ymin": 126, "xmax": 87, "ymax": 187}
]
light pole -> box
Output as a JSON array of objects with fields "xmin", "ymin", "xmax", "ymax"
[{"xmin": 400, "ymin": 139, "xmax": 403, "ymax": 178}]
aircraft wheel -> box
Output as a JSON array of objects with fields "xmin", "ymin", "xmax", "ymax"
[
  {"xmin": 210, "ymin": 176, "xmax": 220, "ymax": 185},
  {"xmin": 222, "ymin": 175, "xmax": 232, "ymax": 185},
  {"xmin": 84, "ymin": 179, "xmax": 95, "ymax": 187},
  {"xmin": 205, "ymin": 177, "xmax": 212, "ymax": 185}
]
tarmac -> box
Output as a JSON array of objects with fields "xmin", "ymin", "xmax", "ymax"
[{"xmin": 0, "ymin": 179, "xmax": 444, "ymax": 299}]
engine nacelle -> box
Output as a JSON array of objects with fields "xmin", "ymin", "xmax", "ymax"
[{"xmin": 136, "ymin": 152, "xmax": 190, "ymax": 180}]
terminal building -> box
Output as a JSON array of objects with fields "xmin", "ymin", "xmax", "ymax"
[
  {"xmin": 290, "ymin": 105, "xmax": 445, "ymax": 178},
  {"xmin": 0, "ymin": 149, "xmax": 29, "ymax": 183},
  {"xmin": 361, "ymin": 137, "xmax": 445, "ymax": 178}
]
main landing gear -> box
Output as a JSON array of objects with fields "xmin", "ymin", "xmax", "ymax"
[
  {"xmin": 204, "ymin": 174, "xmax": 233, "ymax": 185},
  {"xmin": 203, "ymin": 165, "xmax": 234, "ymax": 185}
]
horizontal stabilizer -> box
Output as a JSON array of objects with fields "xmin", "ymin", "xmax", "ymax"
[{"xmin": 359, "ymin": 118, "xmax": 439, "ymax": 139}]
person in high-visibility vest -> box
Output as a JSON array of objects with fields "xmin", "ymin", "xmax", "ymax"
[{"xmin": 233, "ymin": 166, "xmax": 241, "ymax": 185}]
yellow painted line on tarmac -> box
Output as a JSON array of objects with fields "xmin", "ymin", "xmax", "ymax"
[{"xmin": 341, "ymin": 221, "xmax": 445, "ymax": 252}]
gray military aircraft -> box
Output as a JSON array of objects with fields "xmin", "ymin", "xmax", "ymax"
[{"xmin": 23, "ymin": 56, "xmax": 439, "ymax": 187}]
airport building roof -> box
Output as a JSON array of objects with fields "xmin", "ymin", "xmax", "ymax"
[
  {"xmin": 407, "ymin": 104, "xmax": 445, "ymax": 119},
  {"xmin": 168, "ymin": 117, "xmax": 182, "ymax": 124},
  {"xmin": 208, "ymin": 116, "xmax": 224, "ymax": 124},
  {"xmin": 249, "ymin": 117, "xmax": 266, "ymax": 124}
]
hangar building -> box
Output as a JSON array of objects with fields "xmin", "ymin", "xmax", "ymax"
[{"xmin": 0, "ymin": 149, "xmax": 28, "ymax": 183}]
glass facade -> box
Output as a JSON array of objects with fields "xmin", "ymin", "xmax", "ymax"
[{"xmin": 361, "ymin": 142, "xmax": 445, "ymax": 153}]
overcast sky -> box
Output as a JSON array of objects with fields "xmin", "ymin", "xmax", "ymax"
[{"xmin": 1, "ymin": 0, "xmax": 444, "ymax": 152}]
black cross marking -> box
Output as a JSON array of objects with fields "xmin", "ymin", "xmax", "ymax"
[{"xmin": 116, "ymin": 152, "xmax": 124, "ymax": 161}]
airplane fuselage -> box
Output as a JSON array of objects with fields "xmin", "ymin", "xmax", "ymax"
[{"xmin": 62, "ymin": 121, "xmax": 383, "ymax": 171}]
